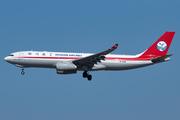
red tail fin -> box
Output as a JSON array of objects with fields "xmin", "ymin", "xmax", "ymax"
[{"xmin": 139, "ymin": 31, "xmax": 175, "ymax": 59}]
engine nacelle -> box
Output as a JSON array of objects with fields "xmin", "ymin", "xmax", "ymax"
[{"xmin": 56, "ymin": 62, "xmax": 77, "ymax": 74}]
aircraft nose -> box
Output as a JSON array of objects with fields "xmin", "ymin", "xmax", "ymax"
[{"xmin": 4, "ymin": 57, "xmax": 8, "ymax": 61}]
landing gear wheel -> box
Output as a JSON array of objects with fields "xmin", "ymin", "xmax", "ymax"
[
  {"xmin": 21, "ymin": 71, "xmax": 25, "ymax": 75},
  {"xmin": 83, "ymin": 71, "xmax": 88, "ymax": 78},
  {"xmin": 82, "ymin": 71, "xmax": 92, "ymax": 81},
  {"xmin": 87, "ymin": 75, "xmax": 92, "ymax": 81},
  {"xmin": 21, "ymin": 68, "xmax": 25, "ymax": 75}
]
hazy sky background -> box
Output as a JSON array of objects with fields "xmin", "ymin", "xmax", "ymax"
[{"xmin": 0, "ymin": 0, "xmax": 180, "ymax": 120}]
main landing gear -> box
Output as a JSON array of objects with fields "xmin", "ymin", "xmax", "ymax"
[
  {"xmin": 83, "ymin": 71, "xmax": 92, "ymax": 81},
  {"xmin": 21, "ymin": 68, "xmax": 25, "ymax": 75}
]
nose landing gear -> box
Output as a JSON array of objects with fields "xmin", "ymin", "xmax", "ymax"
[
  {"xmin": 21, "ymin": 68, "xmax": 25, "ymax": 75},
  {"xmin": 83, "ymin": 71, "xmax": 92, "ymax": 81}
]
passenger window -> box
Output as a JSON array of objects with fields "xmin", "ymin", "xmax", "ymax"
[{"xmin": 28, "ymin": 53, "xmax": 32, "ymax": 55}]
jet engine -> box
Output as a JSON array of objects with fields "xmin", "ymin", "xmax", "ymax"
[{"xmin": 56, "ymin": 62, "xmax": 77, "ymax": 74}]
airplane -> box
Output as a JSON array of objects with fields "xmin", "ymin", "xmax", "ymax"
[{"xmin": 4, "ymin": 31, "xmax": 175, "ymax": 81}]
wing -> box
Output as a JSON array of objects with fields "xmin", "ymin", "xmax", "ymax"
[{"xmin": 72, "ymin": 44, "xmax": 118, "ymax": 67}]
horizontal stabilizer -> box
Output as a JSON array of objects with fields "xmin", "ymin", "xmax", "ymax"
[{"xmin": 151, "ymin": 54, "xmax": 172, "ymax": 63}]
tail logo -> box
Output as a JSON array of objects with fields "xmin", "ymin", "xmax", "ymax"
[{"xmin": 157, "ymin": 41, "xmax": 167, "ymax": 51}]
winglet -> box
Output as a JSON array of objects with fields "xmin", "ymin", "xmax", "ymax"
[{"xmin": 111, "ymin": 44, "xmax": 118, "ymax": 49}]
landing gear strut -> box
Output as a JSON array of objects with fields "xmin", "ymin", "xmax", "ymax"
[
  {"xmin": 21, "ymin": 68, "xmax": 25, "ymax": 75},
  {"xmin": 83, "ymin": 71, "xmax": 92, "ymax": 81}
]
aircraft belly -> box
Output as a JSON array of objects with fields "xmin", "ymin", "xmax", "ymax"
[
  {"xmin": 91, "ymin": 63, "xmax": 106, "ymax": 70},
  {"xmin": 101, "ymin": 60, "xmax": 152, "ymax": 70}
]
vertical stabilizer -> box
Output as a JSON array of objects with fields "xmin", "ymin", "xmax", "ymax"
[{"xmin": 139, "ymin": 31, "xmax": 175, "ymax": 59}]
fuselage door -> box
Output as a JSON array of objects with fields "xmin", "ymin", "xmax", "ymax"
[{"xmin": 19, "ymin": 53, "xmax": 24, "ymax": 60}]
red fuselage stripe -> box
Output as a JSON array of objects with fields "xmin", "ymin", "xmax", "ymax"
[{"xmin": 15, "ymin": 56, "xmax": 151, "ymax": 61}]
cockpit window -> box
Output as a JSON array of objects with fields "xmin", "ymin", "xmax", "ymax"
[{"xmin": 9, "ymin": 54, "xmax": 14, "ymax": 56}]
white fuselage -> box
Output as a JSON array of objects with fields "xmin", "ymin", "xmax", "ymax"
[
  {"xmin": 4, "ymin": 51, "xmax": 153, "ymax": 71},
  {"xmin": 4, "ymin": 31, "xmax": 174, "ymax": 80}
]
